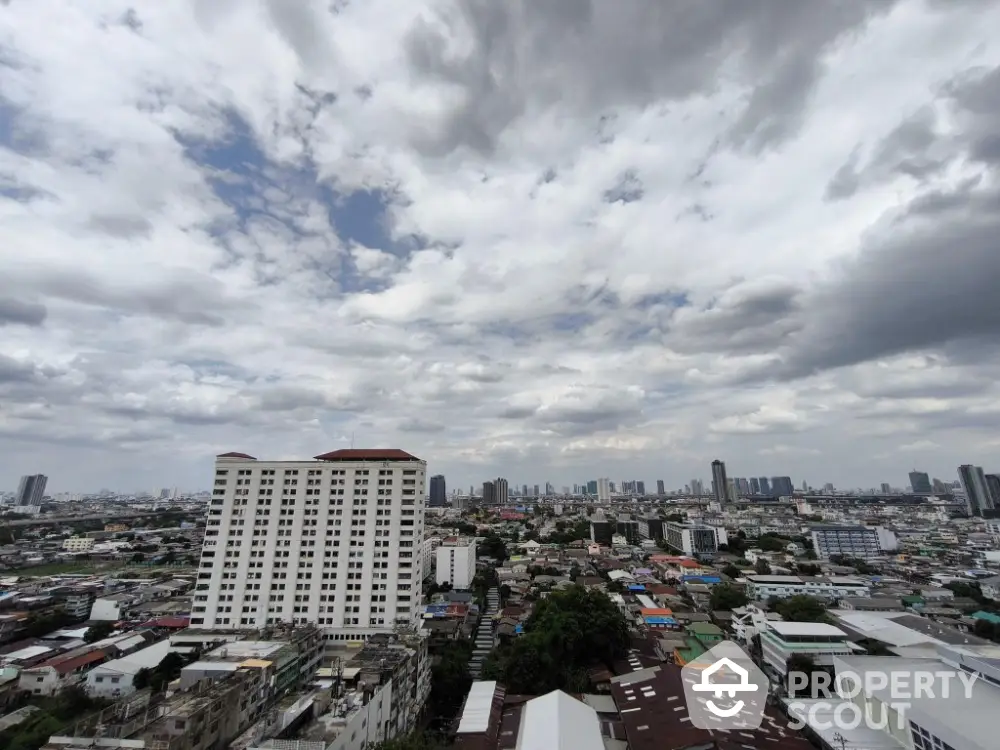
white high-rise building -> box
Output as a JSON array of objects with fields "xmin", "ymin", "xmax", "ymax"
[
  {"xmin": 597, "ymin": 478, "xmax": 611, "ymax": 502},
  {"xmin": 195, "ymin": 449, "xmax": 426, "ymax": 640},
  {"xmin": 435, "ymin": 538, "xmax": 477, "ymax": 590}
]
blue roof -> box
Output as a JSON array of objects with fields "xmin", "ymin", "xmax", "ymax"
[
  {"xmin": 628, "ymin": 584, "xmax": 646, "ymax": 591},
  {"xmin": 682, "ymin": 575, "xmax": 721, "ymax": 583},
  {"xmin": 972, "ymin": 611, "xmax": 1000, "ymax": 624},
  {"xmin": 514, "ymin": 624, "xmax": 524, "ymax": 634},
  {"xmin": 644, "ymin": 616, "xmax": 678, "ymax": 625}
]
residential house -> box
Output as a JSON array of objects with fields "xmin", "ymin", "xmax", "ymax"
[
  {"xmin": 85, "ymin": 639, "xmax": 176, "ymax": 698},
  {"xmin": 18, "ymin": 648, "xmax": 108, "ymax": 695}
]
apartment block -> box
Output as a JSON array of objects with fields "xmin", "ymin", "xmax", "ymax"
[
  {"xmin": 810, "ymin": 525, "xmax": 898, "ymax": 560},
  {"xmin": 196, "ymin": 449, "xmax": 426, "ymax": 640},
  {"xmin": 745, "ymin": 574, "xmax": 870, "ymax": 601},
  {"xmin": 435, "ymin": 538, "xmax": 476, "ymax": 590},
  {"xmin": 662, "ymin": 522, "xmax": 728, "ymax": 556}
]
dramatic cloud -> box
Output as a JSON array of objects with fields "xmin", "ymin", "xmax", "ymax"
[{"xmin": 2, "ymin": 0, "xmax": 1000, "ymax": 493}]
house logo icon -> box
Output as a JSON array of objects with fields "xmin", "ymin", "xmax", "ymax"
[{"xmin": 681, "ymin": 641, "xmax": 767, "ymax": 730}]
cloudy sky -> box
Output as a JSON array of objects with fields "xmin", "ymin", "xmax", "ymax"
[{"xmin": 3, "ymin": 0, "xmax": 1000, "ymax": 495}]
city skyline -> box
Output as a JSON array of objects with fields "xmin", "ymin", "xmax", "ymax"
[
  {"xmin": 3, "ymin": 2, "xmax": 1000, "ymax": 493},
  {"xmin": 4, "ymin": 457, "xmax": 982, "ymax": 498},
  {"xmin": 0, "ymin": 456, "xmax": 984, "ymax": 499}
]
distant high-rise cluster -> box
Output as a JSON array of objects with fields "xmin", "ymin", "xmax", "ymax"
[
  {"xmin": 707, "ymin": 462, "xmax": 801, "ymax": 501},
  {"xmin": 958, "ymin": 464, "xmax": 999, "ymax": 517},
  {"xmin": 908, "ymin": 470, "xmax": 932, "ymax": 494},
  {"xmin": 711, "ymin": 460, "xmax": 728, "ymax": 503},
  {"xmin": 16, "ymin": 474, "xmax": 47, "ymax": 506},
  {"xmin": 597, "ymin": 477, "xmax": 611, "ymax": 502},
  {"xmin": 771, "ymin": 476, "xmax": 795, "ymax": 496},
  {"xmin": 482, "ymin": 477, "xmax": 509, "ymax": 505},
  {"xmin": 429, "ymin": 474, "xmax": 447, "ymax": 507}
]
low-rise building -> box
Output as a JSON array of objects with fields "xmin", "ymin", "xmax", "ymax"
[
  {"xmin": 18, "ymin": 648, "xmax": 108, "ymax": 695},
  {"xmin": 810, "ymin": 525, "xmax": 898, "ymax": 560},
  {"xmin": 62, "ymin": 537, "xmax": 95, "ymax": 552},
  {"xmin": 760, "ymin": 621, "xmax": 854, "ymax": 675},
  {"xmin": 85, "ymin": 640, "xmax": 177, "ymax": 699},
  {"xmin": 662, "ymin": 522, "xmax": 728, "ymax": 556},
  {"xmin": 731, "ymin": 604, "xmax": 783, "ymax": 644},
  {"xmin": 745, "ymin": 575, "xmax": 870, "ymax": 601}
]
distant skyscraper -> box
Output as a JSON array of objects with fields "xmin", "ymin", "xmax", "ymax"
[
  {"xmin": 880, "ymin": 483, "xmax": 892, "ymax": 494},
  {"xmin": 495, "ymin": 477, "xmax": 509, "ymax": 505},
  {"xmin": 908, "ymin": 471, "xmax": 932, "ymax": 494},
  {"xmin": 15, "ymin": 474, "xmax": 47, "ymax": 506},
  {"xmin": 429, "ymin": 475, "xmax": 447, "ymax": 507},
  {"xmin": 737, "ymin": 477, "xmax": 751, "ymax": 496},
  {"xmin": 959, "ymin": 465, "xmax": 994, "ymax": 517},
  {"xmin": 586, "ymin": 480, "xmax": 597, "ymax": 495},
  {"xmin": 636, "ymin": 481, "xmax": 645, "ymax": 495},
  {"xmin": 522, "ymin": 484, "xmax": 528, "ymax": 497},
  {"xmin": 597, "ymin": 478, "xmax": 611, "ymax": 502},
  {"xmin": 544, "ymin": 482, "xmax": 554, "ymax": 495},
  {"xmin": 771, "ymin": 476, "xmax": 795, "ymax": 496},
  {"xmin": 533, "ymin": 484, "xmax": 540, "ymax": 496},
  {"xmin": 750, "ymin": 477, "xmax": 761, "ymax": 495},
  {"xmin": 482, "ymin": 481, "xmax": 496, "ymax": 505},
  {"xmin": 758, "ymin": 477, "xmax": 770, "ymax": 495},
  {"xmin": 986, "ymin": 475, "xmax": 1000, "ymax": 509},
  {"xmin": 690, "ymin": 479, "xmax": 703, "ymax": 496},
  {"xmin": 656, "ymin": 479, "xmax": 665, "ymax": 495},
  {"xmin": 711, "ymin": 460, "xmax": 728, "ymax": 504}
]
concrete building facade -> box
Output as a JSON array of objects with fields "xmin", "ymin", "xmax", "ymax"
[
  {"xmin": 195, "ymin": 449, "xmax": 425, "ymax": 640},
  {"xmin": 435, "ymin": 538, "xmax": 476, "ymax": 590}
]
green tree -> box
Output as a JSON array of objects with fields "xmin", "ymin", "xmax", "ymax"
[
  {"xmin": 796, "ymin": 563, "xmax": 822, "ymax": 576},
  {"xmin": 757, "ymin": 535, "xmax": 786, "ymax": 552},
  {"xmin": 478, "ymin": 533, "xmax": 508, "ymax": 562},
  {"xmin": 721, "ymin": 564, "xmax": 742, "ymax": 579},
  {"xmin": 429, "ymin": 640, "xmax": 473, "ymax": 721},
  {"xmin": 84, "ymin": 621, "xmax": 115, "ymax": 643},
  {"xmin": 773, "ymin": 595, "xmax": 829, "ymax": 623},
  {"xmin": 484, "ymin": 585, "xmax": 628, "ymax": 694},
  {"xmin": 754, "ymin": 558, "xmax": 772, "ymax": 575},
  {"xmin": 133, "ymin": 667, "xmax": 152, "ymax": 690},
  {"xmin": 709, "ymin": 583, "xmax": 749, "ymax": 611},
  {"xmin": 499, "ymin": 584, "xmax": 511, "ymax": 602}
]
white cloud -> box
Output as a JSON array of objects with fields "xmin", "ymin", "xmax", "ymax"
[{"xmin": 2, "ymin": 0, "xmax": 1000, "ymax": 492}]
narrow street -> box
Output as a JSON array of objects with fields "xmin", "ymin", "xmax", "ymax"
[{"xmin": 468, "ymin": 586, "xmax": 500, "ymax": 679}]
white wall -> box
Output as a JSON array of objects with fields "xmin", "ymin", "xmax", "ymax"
[
  {"xmin": 18, "ymin": 667, "xmax": 61, "ymax": 696},
  {"xmin": 436, "ymin": 542, "xmax": 475, "ymax": 590},
  {"xmin": 86, "ymin": 668, "xmax": 135, "ymax": 698},
  {"xmin": 199, "ymin": 456, "xmax": 426, "ymax": 636}
]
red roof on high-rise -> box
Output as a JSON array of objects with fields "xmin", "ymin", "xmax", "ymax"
[
  {"xmin": 313, "ymin": 449, "xmax": 420, "ymax": 461},
  {"xmin": 216, "ymin": 452, "xmax": 257, "ymax": 460}
]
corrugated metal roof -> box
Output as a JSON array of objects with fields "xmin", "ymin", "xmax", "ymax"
[
  {"xmin": 457, "ymin": 681, "xmax": 498, "ymax": 734},
  {"xmin": 518, "ymin": 690, "xmax": 604, "ymax": 750}
]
